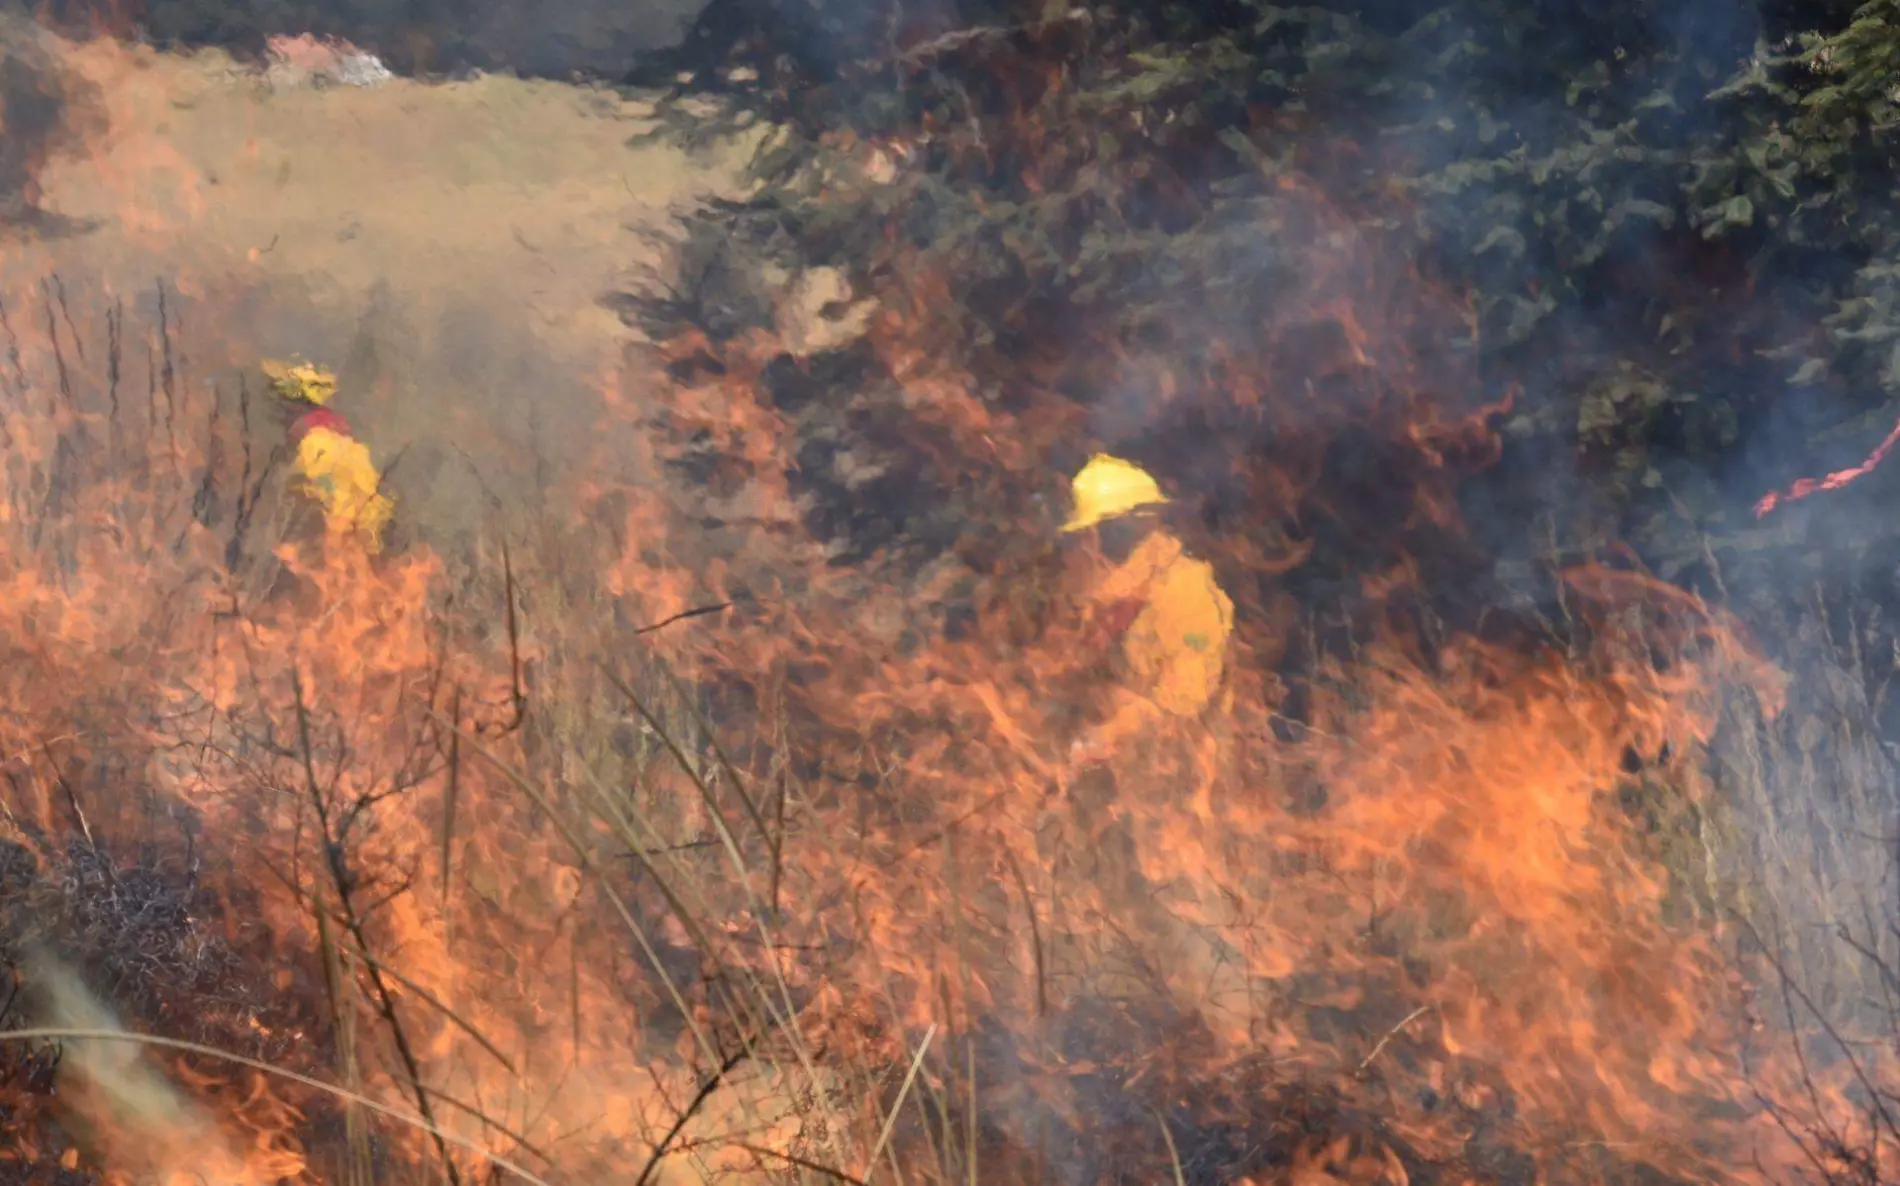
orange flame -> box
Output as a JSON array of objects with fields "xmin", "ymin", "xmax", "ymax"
[{"xmin": 0, "ymin": 34, "xmax": 1889, "ymax": 1185}]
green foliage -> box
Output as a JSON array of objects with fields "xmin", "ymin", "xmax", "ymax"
[{"xmin": 636, "ymin": 0, "xmax": 1900, "ymax": 607}]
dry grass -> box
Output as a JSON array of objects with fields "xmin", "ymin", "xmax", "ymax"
[
  {"xmin": 0, "ymin": 54, "xmax": 1898, "ymax": 1183},
  {"xmin": 0, "ymin": 266, "xmax": 949, "ymax": 1184},
  {"xmin": 1705, "ymin": 594, "xmax": 1900, "ymax": 1180}
]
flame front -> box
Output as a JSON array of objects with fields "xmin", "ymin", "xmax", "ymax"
[{"xmin": 0, "ymin": 25, "xmax": 1888, "ymax": 1186}]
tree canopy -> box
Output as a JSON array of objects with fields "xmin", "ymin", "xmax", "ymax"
[{"xmin": 634, "ymin": 0, "xmax": 1900, "ymax": 629}]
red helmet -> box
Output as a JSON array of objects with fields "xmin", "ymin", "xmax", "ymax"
[{"xmin": 289, "ymin": 406, "xmax": 353, "ymax": 445}]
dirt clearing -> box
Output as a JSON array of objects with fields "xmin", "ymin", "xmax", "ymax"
[{"xmin": 3, "ymin": 28, "xmax": 752, "ymax": 544}]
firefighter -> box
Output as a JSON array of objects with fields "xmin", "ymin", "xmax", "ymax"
[
  {"xmin": 1061, "ymin": 453, "xmax": 1234, "ymax": 772},
  {"xmin": 262, "ymin": 358, "xmax": 395, "ymax": 554},
  {"xmin": 1057, "ymin": 454, "xmax": 1246, "ymax": 1033}
]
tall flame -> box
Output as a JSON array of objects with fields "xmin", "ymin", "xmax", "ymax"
[{"xmin": 0, "ymin": 26, "xmax": 1888, "ymax": 1186}]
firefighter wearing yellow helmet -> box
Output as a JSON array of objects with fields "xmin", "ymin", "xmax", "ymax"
[
  {"xmin": 262, "ymin": 358, "xmax": 394, "ymax": 553},
  {"xmin": 1060, "ymin": 453, "xmax": 1245, "ymax": 1040},
  {"xmin": 1063, "ymin": 453, "xmax": 1233, "ymax": 764}
]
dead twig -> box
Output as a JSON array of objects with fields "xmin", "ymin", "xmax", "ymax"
[
  {"xmin": 731, "ymin": 1141, "xmax": 870, "ymax": 1185},
  {"xmin": 292, "ymin": 669, "xmax": 465, "ymax": 1186},
  {"xmin": 155, "ymin": 279, "xmax": 179, "ymax": 467},
  {"xmin": 500, "ymin": 540, "xmax": 527, "ymax": 733},
  {"xmin": 39, "ymin": 740, "xmax": 94, "ymax": 855},
  {"xmin": 317, "ymin": 908, "xmax": 373, "ymax": 1186},
  {"xmin": 39, "ymin": 278, "xmax": 72, "ymax": 412},
  {"xmin": 1358, "ymin": 1004, "xmax": 1434, "ymax": 1075},
  {"xmin": 349, "ymin": 945, "xmax": 517, "ymax": 1075},
  {"xmin": 49, "ymin": 274, "xmax": 83, "ymax": 364},
  {"xmin": 387, "ymin": 1069, "xmax": 557, "ymax": 1166},
  {"xmin": 634, "ymin": 601, "xmax": 734, "ymax": 635},
  {"xmin": 440, "ymin": 686, "xmax": 462, "ymax": 908},
  {"xmin": 1002, "ymin": 847, "xmax": 1046, "ymax": 1018},
  {"xmin": 599, "ymin": 663, "xmax": 773, "ymax": 880},
  {"xmin": 865, "ymin": 1024, "xmax": 938, "ymax": 1184},
  {"xmin": 632, "ymin": 1044, "xmax": 754, "ymax": 1186},
  {"xmin": 1154, "ymin": 1110, "xmax": 1187, "ymax": 1186},
  {"xmin": 1743, "ymin": 912, "xmax": 1900, "ymax": 1157},
  {"xmin": 0, "ymin": 288, "xmax": 26, "ymax": 401}
]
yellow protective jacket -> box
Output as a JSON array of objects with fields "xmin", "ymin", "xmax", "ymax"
[
  {"xmin": 293, "ymin": 426, "xmax": 394, "ymax": 552},
  {"xmin": 1089, "ymin": 531, "xmax": 1233, "ymax": 717}
]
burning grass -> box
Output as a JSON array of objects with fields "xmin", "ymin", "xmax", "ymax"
[{"xmin": 0, "ymin": 155, "xmax": 1897, "ymax": 1186}]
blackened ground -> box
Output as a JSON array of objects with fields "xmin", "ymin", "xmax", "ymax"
[{"xmin": 0, "ymin": 831, "xmax": 338, "ymax": 1185}]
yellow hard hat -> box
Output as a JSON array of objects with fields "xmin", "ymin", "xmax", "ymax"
[
  {"xmin": 1062, "ymin": 453, "xmax": 1169, "ymax": 532},
  {"xmin": 261, "ymin": 358, "xmax": 338, "ymax": 406}
]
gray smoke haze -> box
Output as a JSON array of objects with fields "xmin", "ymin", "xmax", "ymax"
[
  {"xmin": 14, "ymin": 945, "xmax": 253, "ymax": 1181},
  {"xmin": 0, "ymin": 13, "xmax": 103, "ymax": 225}
]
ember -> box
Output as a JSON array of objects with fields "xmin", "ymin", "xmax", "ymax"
[{"xmin": 1753, "ymin": 414, "xmax": 1900, "ymax": 518}]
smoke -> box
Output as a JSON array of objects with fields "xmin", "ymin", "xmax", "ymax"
[
  {"xmin": 0, "ymin": 12, "xmax": 104, "ymax": 225},
  {"xmin": 14, "ymin": 945, "xmax": 256, "ymax": 1183}
]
